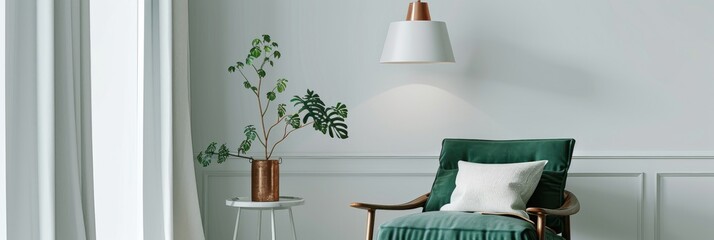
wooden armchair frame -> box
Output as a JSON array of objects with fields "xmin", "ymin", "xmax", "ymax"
[{"xmin": 350, "ymin": 191, "xmax": 580, "ymax": 240}]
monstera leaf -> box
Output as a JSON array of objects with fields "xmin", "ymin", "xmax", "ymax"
[
  {"xmin": 292, "ymin": 90, "xmax": 348, "ymax": 139},
  {"xmin": 291, "ymin": 89, "xmax": 326, "ymax": 125},
  {"xmin": 325, "ymin": 103, "xmax": 348, "ymax": 139}
]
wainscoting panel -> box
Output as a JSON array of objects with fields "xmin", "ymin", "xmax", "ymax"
[
  {"xmin": 197, "ymin": 156, "xmax": 714, "ymax": 240},
  {"xmin": 567, "ymin": 173, "xmax": 643, "ymax": 240},
  {"xmin": 656, "ymin": 173, "xmax": 714, "ymax": 240}
]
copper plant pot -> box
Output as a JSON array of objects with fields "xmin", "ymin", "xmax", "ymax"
[{"xmin": 251, "ymin": 159, "xmax": 279, "ymax": 202}]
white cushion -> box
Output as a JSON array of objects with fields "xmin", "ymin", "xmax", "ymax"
[{"xmin": 440, "ymin": 160, "xmax": 548, "ymax": 220}]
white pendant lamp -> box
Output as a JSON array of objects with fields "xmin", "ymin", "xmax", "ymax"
[{"xmin": 381, "ymin": 0, "xmax": 455, "ymax": 63}]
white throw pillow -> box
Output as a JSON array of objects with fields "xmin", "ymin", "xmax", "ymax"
[{"xmin": 440, "ymin": 160, "xmax": 548, "ymax": 221}]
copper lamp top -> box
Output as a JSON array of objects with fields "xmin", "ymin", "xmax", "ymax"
[{"xmin": 406, "ymin": 0, "xmax": 431, "ymax": 21}]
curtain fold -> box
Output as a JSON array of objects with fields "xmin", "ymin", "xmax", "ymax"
[
  {"xmin": 143, "ymin": 0, "xmax": 206, "ymax": 239},
  {"xmin": 54, "ymin": 0, "xmax": 95, "ymax": 239},
  {"xmin": 171, "ymin": 0, "xmax": 207, "ymax": 239},
  {"xmin": 6, "ymin": 0, "xmax": 95, "ymax": 239}
]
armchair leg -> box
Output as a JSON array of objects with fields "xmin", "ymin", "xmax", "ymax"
[
  {"xmin": 563, "ymin": 216, "xmax": 571, "ymax": 240},
  {"xmin": 536, "ymin": 213, "xmax": 545, "ymax": 240},
  {"xmin": 365, "ymin": 209, "xmax": 375, "ymax": 240}
]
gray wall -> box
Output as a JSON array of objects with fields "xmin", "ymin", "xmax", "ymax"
[{"xmin": 188, "ymin": 0, "xmax": 714, "ymax": 239}]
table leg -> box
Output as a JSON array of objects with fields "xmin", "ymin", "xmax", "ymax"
[
  {"xmin": 271, "ymin": 209, "xmax": 277, "ymax": 240},
  {"xmin": 233, "ymin": 207, "xmax": 241, "ymax": 240},
  {"xmin": 289, "ymin": 207, "xmax": 298, "ymax": 240},
  {"xmin": 255, "ymin": 210, "xmax": 262, "ymax": 240}
]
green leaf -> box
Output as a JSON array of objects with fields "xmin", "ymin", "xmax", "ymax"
[
  {"xmin": 243, "ymin": 81, "xmax": 252, "ymax": 89},
  {"xmin": 324, "ymin": 103, "xmax": 349, "ymax": 139},
  {"xmin": 246, "ymin": 56, "xmax": 254, "ymax": 65},
  {"xmin": 313, "ymin": 121, "xmax": 327, "ymax": 134},
  {"xmin": 196, "ymin": 142, "xmax": 230, "ymax": 167},
  {"xmin": 291, "ymin": 89, "xmax": 326, "ymax": 124},
  {"xmin": 273, "ymin": 51, "xmax": 281, "ymax": 59},
  {"xmin": 228, "ymin": 66, "xmax": 236, "ymax": 73},
  {"xmin": 252, "ymin": 38, "xmax": 261, "ymax": 47},
  {"xmin": 236, "ymin": 62, "xmax": 244, "ymax": 68},
  {"xmin": 244, "ymin": 125, "xmax": 257, "ymax": 141},
  {"xmin": 267, "ymin": 91, "xmax": 276, "ymax": 101},
  {"xmin": 269, "ymin": 61, "xmax": 274, "ymax": 67},
  {"xmin": 264, "ymin": 46, "xmax": 272, "ymax": 53},
  {"xmin": 238, "ymin": 125, "xmax": 257, "ymax": 154},
  {"xmin": 276, "ymin": 78, "xmax": 288, "ymax": 93},
  {"xmin": 196, "ymin": 151, "xmax": 209, "ymax": 167},
  {"xmin": 291, "ymin": 89, "xmax": 349, "ymax": 139},
  {"xmin": 251, "ymin": 86, "xmax": 258, "ymax": 92},
  {"xmin": 325, "ymin": 114, "xmax": 348, "ymax": 139},
  {"xmin": 217, "ymin": 144, "xmax": 229, "ymax": 163},
  {"xmin": 250, "ymin": 47, "xmax": 262, "ymax": 58},
  {"xmin": 277, "ymin": 104, "xmax": 286, "ymax": 118},
  {"xmin": 257, "ymin": 69, "xmax": 266, "ymax": 78},
  {"xmin": 205, "ymin": 142, "xmax": 217, "ymax": 154},
  {"xmin": 288, "ymin": 114, "xmax": 301, "ymax": 128},
  {"xmin": 262, "ymin": 34, "xmax": 271, "ymax": 43},
  {"xmin": 271, "ymin": 42, "xmax": 279, "ymax": 47},
  {"xmin": 333, "ymin": 102, "xmax": 348, "ymax": 118},
  {"xmin": 238, "ymin": 140, "xmax": 251, "ymax": 154}
]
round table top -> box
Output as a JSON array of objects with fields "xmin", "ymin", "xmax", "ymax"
[{"xmin": 226, "ymin": 196, "xmax": 305, "ymax": 209}]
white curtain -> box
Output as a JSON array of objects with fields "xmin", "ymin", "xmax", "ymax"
[
  {"xmin": 5, "ymin": 0, "xmax": 95, "ymax": 239},
  {"xmin": 4, "ymin": 0, "xmax": 205, "ymax": 238},
  {"xmin": 143, "ymin": 0, "xmax": 206, "ymax": 239}
]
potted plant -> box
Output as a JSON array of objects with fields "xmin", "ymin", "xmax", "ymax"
[{"xmin": 196, "ymin": 34, "xmax": 349, "ymax": 201}]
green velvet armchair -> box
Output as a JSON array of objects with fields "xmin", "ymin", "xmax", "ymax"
[{"xmin": 351, "ymin": 139, "xmax": 580, "ymax": 240}]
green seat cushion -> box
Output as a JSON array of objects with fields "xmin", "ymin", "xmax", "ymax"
[
  {"xmin": 423, "ymin": 139, "xmax": 576, "ymax": 233},
  {"xmin": 379, "ymin": 212, "xmax": 563, "ymax": 240}
]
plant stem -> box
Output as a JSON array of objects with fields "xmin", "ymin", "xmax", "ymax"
[
  {"xmin": 256, "ymin": 135, "xmax": 266, "ymax": 149},
  {"xmin": 260, "ymin": 55, "xmax": 268, "ymax": 70},
  {"xmin": 227, "ymin": 153, "xmax": 253, "ymax": 160},
  {"xmin": 237, "ymin": 69, "xmax": 250, "ymax": 84},
  {"xmin": 259, "ymin": 43, "xmax": 273, "ymax": 116},
  {"xmin": 255, "ymin": 43, "xmax": 276, "ymax": 160},
  {"xmin": 237, "ymin": 69, "xmax": 259, "ymax": 97},
  {"xmin": 238, "ymin": 67, "xmax": 264, "ymax": 150},
  {"xmin": 252, "ymin": 64, "xmax": 270, "ymax": 160},
  {"xmin": 267, "ymin": 121, "xmax": 314, "ymax": 160},
  {"xmin": 265, "ymin": 114, "xmax": 287, "ymax": 145}
]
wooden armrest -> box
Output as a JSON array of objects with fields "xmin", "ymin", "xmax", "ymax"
[
  {"xmin": 350, "ymin": 192, "xmax": 430, "ymax": 211},
  {"xmin": 527, "ymin": 190, "xmax": 580, "ymax": 240},
  {"xmin": 526, "ymin": 190, "xmax": 580, "ymax": 216},
  {"xmin": 351, "ymin": 193, "xmax": 431, "ymax": 240}
]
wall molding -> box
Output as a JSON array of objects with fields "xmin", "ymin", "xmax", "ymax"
[
  {"xmin": 572, "ymin": 155, "xmax": 714, "ymax": 160},
  {"xmin": 655, "ymin": 173, "xmax": 714, "ymax": 240},
  {"xmin": 204, "ymin": 171, "xmax": 438, "ymax": 177},
  {"xmin": 206, "ymin": 154, "xmax": 714, "ymax": 160}
]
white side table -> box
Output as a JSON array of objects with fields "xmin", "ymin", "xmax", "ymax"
[{"xmin": 226, "ymin": 196, "xmax": 305, "ymax": 240}]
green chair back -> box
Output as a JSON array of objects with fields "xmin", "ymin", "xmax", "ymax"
[{"xmin": 423, "ymin": 138, "xmax": 576, "ymax": 233}]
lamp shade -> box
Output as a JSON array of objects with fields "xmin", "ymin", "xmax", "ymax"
[{"xmin": 380, "ymin": 21, "xmax": 455, "ymax": 63}]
